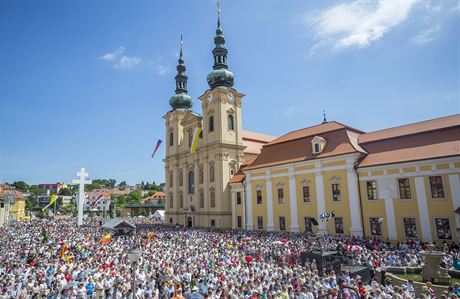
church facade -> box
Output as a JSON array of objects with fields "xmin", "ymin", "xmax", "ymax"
[{"xmin": 164, "ymin": 6, "xmax": 460, "ymax": 242}]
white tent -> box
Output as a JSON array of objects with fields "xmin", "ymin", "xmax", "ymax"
[{"xmin": 152, "ymin": 210, "xmax": 165, "ymax": 221}]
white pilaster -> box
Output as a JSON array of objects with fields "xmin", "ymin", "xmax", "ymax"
[
  {"xmin": 288, "ymin": 167, "xmax": 299, "ymax": 232},
  {"xmin": 245, "ymin": 173, "xmax": 254, "ymax": 230},
  {"xmin": 449, "ymin": 174, "xmax": 460, "ymax": 240},
  {"xmin": 346, "ymin": 166, "xmax": 363, "ymax": 236},
  {"xmin": 265, "ymin": 170, "xmax": 274, "ymax": 231},
  {"xmin": 231, "ymin": 191, "xmax": 237, "ymax": 229},
  {"xmin": 377, "ymin": 177, "xmax": 397, "ymax": 240},
  {"xmin": 315, "ymin": 168, "xmax": 328, "ymax": 235},
  {"xmin": 415, "ymin": 177, "xmax": 433, "ymax": 242}
]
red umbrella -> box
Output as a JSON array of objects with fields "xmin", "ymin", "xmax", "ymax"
[
  {"xmin": 245, "ymin": 255, "xmax": 253, "ymax": 263},
  {"xmin": 281, "ymin": 239, "xmax": 289, "ymax": 243}
]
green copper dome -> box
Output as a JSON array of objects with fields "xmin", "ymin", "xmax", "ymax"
[
  {"xmin": 207, "ymin": 1, "xmax": 234, "ymax": 89},
  {"xmin": 207, "ymin": 68, "xmax": 234, "ymax": 88},
  {"xmin": 170, "ymin": 36, "xmax": 193, "ymax": 110},
  {"xmin": 169, "ymin": 93, "xmax": 192, "ymax": 110}
]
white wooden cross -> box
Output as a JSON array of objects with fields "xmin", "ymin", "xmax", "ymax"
[{"xmin": 72, "ymin": 168, "xmax": 92, "ymax": 227}]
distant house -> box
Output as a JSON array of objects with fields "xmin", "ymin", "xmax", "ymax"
[
  {"xmin": 84, "ymin": 190, "xmax": 111, "ymax": 211},
  {"xmin": 0, "ymin": 185, "xmax": 26, "ymax": 226},
  {"xmin": 143, "ymin": 191, "xmax": 166, "ymax": 203}
]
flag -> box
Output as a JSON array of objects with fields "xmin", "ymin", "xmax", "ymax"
[
  {"xmin": 147, "ymin": 231, "xmax": 155, "ymax": 242},
  {"xmin": 151, "ymin": 139, "xmax": 163, "ymax": 158},
  {"xmin": 42, "ymin": 194, "xmax": 57, "ymax": 211},
  {"xmin": 61, "ymin": 242, "xmax": 67, "ymax": 259},
  {"xmin": 190, "ymin": 127, "xmax": 202, "ymax": 154},
  {"xmin": 91, "ymin": 194, "xmax": 104, "ymax": 209},
  {"xmin": 99, "ymin": 233, "xmax": 111, "ymax": 246}
]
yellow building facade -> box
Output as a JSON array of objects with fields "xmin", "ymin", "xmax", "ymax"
[{"xmin": 163, "ymin": 7, "xmax": 460, "ymax": 242}]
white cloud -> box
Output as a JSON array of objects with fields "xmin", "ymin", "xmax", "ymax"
[
  {"xmin": 307, "ymin": 0, "xmax": 417, "ymax": 50},
  {"xmin": 411, "ymin": 24, "xmax": 441, "ymax": 45},
  {"xmin": 100, "ymin": 47, "xmax": 141, "ymax": 70},
  {"xmin": 156, "ymin": 65, "xmax": 168, "ymax": 76}
]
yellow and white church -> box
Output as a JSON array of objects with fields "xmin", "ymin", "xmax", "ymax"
[{"xmin": 164, "ymin": 7, "xmax": 460, "ymax": 243}]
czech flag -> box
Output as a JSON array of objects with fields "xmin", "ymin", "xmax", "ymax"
[
  {"xmin": 151, "ymin": 139, "xmax": 163, "ymax": 158},
  {"xmin": 190, "ymin": 127, "xmax": 202, "ymax": 154},
  {"xmin": 99, "ymin": 233, "xmax": 111, "ymax": 246}
]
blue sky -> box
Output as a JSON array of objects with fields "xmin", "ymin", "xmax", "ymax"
[{"xmin": 1, "ymin": 0, "xmax": 459, "ymax": 185}]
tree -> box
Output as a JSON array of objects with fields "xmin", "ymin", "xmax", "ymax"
[
  {"xmin": 59, "ymin": 187, "xmax": 74, "ymax": 196},
  {"xmin": 127, "ymin": 191, "xmax": 142, "ymax": 203},
  {"xmin": 158, "ymin": 183, "xmax": 165, "ymax": 192},
  {"xmin": 63, "ymin": 204, "xmax": 77, "ymax": 216},
  {"xmin": 25, "ymin": 195, "xmax": 36, "ymax": 211},
  {"xmin": 13, "ymin": 181, "xmax": 29, "ymax": 192},
  {"xmin": 119, "ymin": 181, "xmax": 127, "ymax": 187}
]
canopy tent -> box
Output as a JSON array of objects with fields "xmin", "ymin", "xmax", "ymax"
[
  {"xmin": 102, "ymin": 218, "xmax": 136, "ymax": 236},
  {"xmin": 152, "ymin": 210, "xmax": 165, "ymax": 220}
]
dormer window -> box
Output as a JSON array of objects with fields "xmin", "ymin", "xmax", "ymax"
[
  {"xmin": 314, "ymin": 143, "xmax": 320, "ymax": 153},
  {"xmin": 311, "ymin": 136, "xmax": 327, "ymax": 154}
]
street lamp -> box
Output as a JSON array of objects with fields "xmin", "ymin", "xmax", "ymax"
[{"xmin": 127, "ymin": 248, "xmax": 142, "ymax": 297}]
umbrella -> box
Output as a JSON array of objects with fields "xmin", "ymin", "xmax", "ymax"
[
  {"xmin": 280, "ymin": 239, "xmax": 289, "ymax": 243},
  {"xmin": 243, "ymin": 237, "xmax": 251, "ymax": 241},
  {"xmin": 272, "ymin": 241, "xmax": 283, "ymax": 245},
  {"xmin": 245, "ymin": 255, "xmax": 253, "ymax": 263}
]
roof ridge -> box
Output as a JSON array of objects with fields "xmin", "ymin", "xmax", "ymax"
[{"xmin": 362, "ymin": 114, "xmax": 460, "ymax": 138}]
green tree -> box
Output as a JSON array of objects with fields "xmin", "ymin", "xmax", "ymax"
[
  {"xmin": 13, "ymin": 181, "xmax": 29, "ymax": 192},
  {"xmin": 29, "ymin": 185, "xmax": 47, "ymax": 196},
  {"xmin": 127, "ymin": 191, "xmax": 142, "ymax": 203},
  {"xmin": 58, "ymin": 187, "xmax": 74, "ymax": 196},
  {"xmin": 119, "ymin": 181, "xmax": 127, "ymax": 187},
  {"xmin": 63, "ymin": 204, "xmax": 77, "ymax": 216},
  {"xmin": 158, "ymin": 183, "xmax": 165, "ymax": 192},
  {"xmin": 25, "ymin": 195, "xmax": 36, "ymax": 211}
]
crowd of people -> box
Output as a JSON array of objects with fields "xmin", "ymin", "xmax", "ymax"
[{"xmin": 0, "ymin": 217, "xmax": 459, "ymax": 299}]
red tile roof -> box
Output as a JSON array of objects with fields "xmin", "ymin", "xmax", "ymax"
[
  {"xmin": 245, "ymin": 123, "xmax": 364, "ymax": 170},
  {"xmin": 359, "ymin": 114, "xmax": 460, "ymax": 144}
]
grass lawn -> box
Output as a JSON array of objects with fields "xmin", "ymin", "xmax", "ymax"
[{"xmin": 395, "ymin": 273, "xmax": 460, "ymax": 286}]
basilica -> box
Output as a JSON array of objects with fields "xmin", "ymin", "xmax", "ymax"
[{"xmin": 164, "ymin": 6, "xmax": 460, "ymax": 243}]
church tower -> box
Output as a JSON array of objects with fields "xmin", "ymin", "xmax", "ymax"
[
  {"xmin": 197, "ymin": 1, "xmax": 245, "ymax": 228},
  {"xmin": 164, "ymin": 3, "xmax": 245, "ymax": 229},
  {"xmin": 163, "ymin": 36, "xmax": 196, "ymax": 226}
]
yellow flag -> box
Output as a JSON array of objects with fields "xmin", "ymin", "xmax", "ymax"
[
  {"xmin": 190, "ymin": 127, "xmax": 202, "ymax": 154},
  {"xmin": 42, "ymin": 195, "xmax": 57, "ymax": 211}
]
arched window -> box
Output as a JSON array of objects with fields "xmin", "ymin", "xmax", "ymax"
[
  {"xmin": 209, "ymin": 116, "xmax": 214, "ymax": 132},
  {"xmin": 169, "ymin": 131, "xmax": 174, "ymax": 146},
  {"xmin": 188, "ymin": 171, "xmax": 195, "ymax": 194},
  {"xmin": 228, "ymin": 114, "xmax": 234, "ymax": 130},
  {"xmin": 169, "ymin": 172, "xmax": 173, "ymax": 187},
  {"xmin": 169, "ymin": 193, "xmax": 174, "ymax": 209},
  {"xmin": 209, "ymin": 163, "xmax": 215, "ymax": 182},
  {"xmin": 210, "ymin": 189, "xmax": 216, "ymax": 208}
]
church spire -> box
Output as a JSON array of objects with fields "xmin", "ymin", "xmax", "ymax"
[
  {"xmin": 169, "ymin": 35, "xmax": 192, "ymax": 110},
  {"xmin": 207, "ymin": 0, "xmax": 234, "ymax": 89}
]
